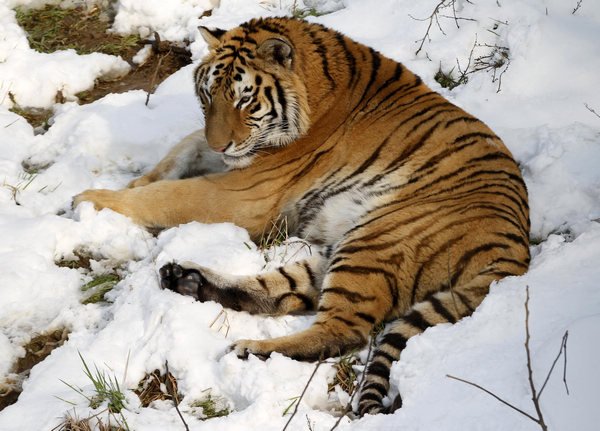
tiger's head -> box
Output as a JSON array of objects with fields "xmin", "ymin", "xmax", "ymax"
[{"xmin": 194, "ymin": 22, "xmax": 310, "ymax": 168}]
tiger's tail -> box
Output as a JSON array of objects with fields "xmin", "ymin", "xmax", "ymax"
[{"xmin": 358, "ymin": 271, "xmax": 506, "ymax": 416}]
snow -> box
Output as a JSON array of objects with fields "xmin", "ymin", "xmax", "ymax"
[{"xmin": 0, "ymin": 0, "xmax": 599, "ymax": 430}]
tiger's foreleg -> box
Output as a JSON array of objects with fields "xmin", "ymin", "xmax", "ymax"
[
  {"xmin": 159, "ymin": 253, "xmax": 326, "ymax": 316},
  {"xmin": 127, "ymin": 130, "xmax": 226, "ymax": 188},
  {"xmin": 229, "ymin": 256, "xmax": 395, "ymax": 361}
]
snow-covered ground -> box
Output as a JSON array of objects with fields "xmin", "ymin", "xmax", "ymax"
[{"xmin": 1, "ymin": 0, "xmax": 599, "ymax": 429}]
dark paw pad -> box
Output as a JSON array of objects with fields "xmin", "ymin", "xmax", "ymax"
[{"xmin": 159, "ymin": 263, "xmax": 204, "ymax": 299}]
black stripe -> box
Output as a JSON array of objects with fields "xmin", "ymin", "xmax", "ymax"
[
  {"xmin": 263, "ymin": 86, "xmax": 277, "ymax": 119},
  {"xmin": 361, "ymin": 382, "xmax": 388, "ymax": 397},
  {"xmin": 454, "ymin": 290, "xmax": 475, "ymax": 313},
  {"xmin": 381, "ymin": 332, "xmax": 407, "ymax": 351},
  {"xmin": 308, "ymin": 31, "xmax": 335, "ymax": 88},
  {"xmin": 486, "ymin": 257, "xmax": 529, "ymax": 269},
  {"xmin": 290, "ymin": 146, "xmax": 335, "ymax": 181},
  {"xmin": 429, "ymin": 294, "xmax": 457, "ymax": 324},
  {"xmin": 403, "ymin": 310, "xmax": 430, "ymax": 331},
  {"xmin": 373, "ymin": 350, "xmax": 396, "ymax": 364},
  {"xmin": 256, "ymin": 276, "xmax": 268, "ymax": 291},
  {"xmin": 452, "ymin": 242, "xmax": 511, "ymax": 286},
  {"xmin": 303, "ymin": 261, "xmax": 316, "ymax": 287},
  {"xmin": 358, "ymin": 391, "xmax": 384, "ymax": 402},
  {"xmin": 355, "ymin": 312, "xmax": 376, "ymax": 324},
  {"xmin": 405, "ymin": 108, "xmax": 456, "ymax": 138},
  {"xmin": 273, "ymin": 79, "xmax": 288, "ymax": 129},
  {"xmin": 365, "ymin": 361, "xmax": 390, "ymax": 380},
  {"xmin": 444, "ymin": 116, "xmax": 480, "ymax": 128},
  {"xmin": 495, "ymin": 231, "xmax": 529, "ymax": 248},
  {"xmin": 275, "ymin": 292, "xmax": 313, "ymax": 310},
  {"xmin": 329, "ymin": 264, "xmax": 395, "ymax": 279},
  {"xmin": 366, "ymin": 77, "xmax": 431, "ymax": 118},
  {"xmin": 278, "ymin": 267, "xmax": 296, "ymax": 290},
  {"xmin": 333, "ymin": 31, "xmax": 357, "ymax": 88},
  {"xmin": 360, "ymin": 47, "xmax": 381, "ymax": 102},
  {"xmin": 332, "ymin": 315, "xmax": 357, "ymax": 326},
  {"xmin": 322, "ymin": 287, "xmax": 376, "ymax": 303}
]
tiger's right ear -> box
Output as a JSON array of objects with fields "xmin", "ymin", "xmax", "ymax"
[
  {"xmin": 199, "ymin": 26, "xmax": 226, "ymax": 49},
  {"xmin": 257, "ymin": 38, "xmax": 293, "ymax": 69}
]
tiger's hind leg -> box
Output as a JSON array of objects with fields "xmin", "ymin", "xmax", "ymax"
[
  {"xmin": 127, "ymin": 130, "xmax": 226, "ymax": 188},
  {"xmin": 357, "ymin": 271, "xmax": 509, "ymax": 416},
  {"xmin": 159, "ymin": 253, "xmax": 325, "ymax": 316}
]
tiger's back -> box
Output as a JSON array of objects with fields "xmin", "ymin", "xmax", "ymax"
[{"xmin": 75, "ymin": 16, "xmax": 530, "ymax": 417}]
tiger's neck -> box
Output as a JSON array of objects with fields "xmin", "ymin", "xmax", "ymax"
[{"xmin": 292, "ymin": 29, "xmax": 421, "ymax": 132}]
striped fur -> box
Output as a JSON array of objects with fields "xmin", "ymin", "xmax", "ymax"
[{"xmin": 74, "ymin": 17, "xmax": 530, "ymax": 416}]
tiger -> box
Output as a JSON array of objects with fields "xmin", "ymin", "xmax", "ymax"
[{"xmin": 74, "ymin": 16, "xmax": 530, "ymax": 416}]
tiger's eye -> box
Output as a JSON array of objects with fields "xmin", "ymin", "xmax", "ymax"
[{"xmin": 237, "ymin": 96, "xmax": 251, "ymax": 108}]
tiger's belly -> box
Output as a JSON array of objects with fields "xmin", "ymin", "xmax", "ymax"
[{"xmin": 293, "ymin": 187, "xmax": 377, "ymax": 246}]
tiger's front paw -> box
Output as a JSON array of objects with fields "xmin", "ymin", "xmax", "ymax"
[
  {"xmin": 73, "ymin": 189, "xmax": 123, "ymax": 212},
  {"xmin": 127, "ymin": 175, "xmax": 153, "ymax": 188},
  {"xmin": 159, "ymin": 263, "xmax": 204, "ymax": 300},
  {"xmin": 229, "ymin": 339, "xmax": 272, "ymax": 361}
]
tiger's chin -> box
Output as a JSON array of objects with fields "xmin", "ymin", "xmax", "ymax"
[{"xmin": 222, "ymin": 152, "xmax": 255, "ymax": 169}]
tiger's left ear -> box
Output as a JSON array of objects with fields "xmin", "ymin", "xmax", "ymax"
[
  {"xmin": 199, "ymin": 26, "xmax": 226, "ymax": 49},
  {"xmin": 257, "ymin": 38, "xmax": 293, "ymax": 69}
]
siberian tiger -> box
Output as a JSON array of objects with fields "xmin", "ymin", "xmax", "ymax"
[{"xmin": 74, "ymin": 17, "xmax": 530, "ymax": 416}]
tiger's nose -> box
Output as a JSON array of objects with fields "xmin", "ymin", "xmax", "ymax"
[{"xmin": 212, "ymin": 141, "xmax": 233, "ymax": 153}]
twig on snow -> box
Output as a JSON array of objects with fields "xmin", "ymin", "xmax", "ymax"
[
  {"xmin": 281, "ymin": 359, "xmax": 323, "ymax": 431},
  {"xmin": 446, "ymin": 374, "xmax": 540, "ymax": 422},
  {"xmin": 523, "ymin": 286, "xmax": 548, "ymax": 430},
  {"xmin": 584, "ymin": 103, "xmax": 600, "ymax": 119},
  {"xmin": 537, "ymin": 331, "xmax": 569, "ymax": 397},
  {"xmin": 447, "ymin": 285, "xmax": 570, "ymax": 431},
  {"xmin": 165, "ymin": 360, "xmax": 190, "ymax": 431},
  {"xmin": 411, "ymin": 0, "xmax": 452, "ymax": 55},
  {"xmin": 328, "ymin": 329, "xmax": 376, "ymax": 431}
]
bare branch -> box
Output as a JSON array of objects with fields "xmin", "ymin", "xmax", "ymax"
[
  {"xmin": 329, "ymin": 330, "xmax": 376, "ymax": 431},
  {"xmin": 282, "ymin": 359, "xmax": 323, "ymax": 431},
  {"xmin": 572, "ymin": 0, "xmax": 583, "ymax": 14},
  {"xmin": 446, "ymin": 374, "xmax": 540, "ymax": 423},
  {"xmin": 412, "ymin": 0, "xmax": 452, "ymax": 55},
  {"xmin": 524, "ymin": 286, "xmax": 548, "ymax": 430},
  {"xmin": 537, "ymin": 331, "xmax": 569, "ymax": 398},
  {"xmin": 584, "ymin": 103, "xmax": 600, "ymax": 119},
  {"xmin": 165, "ymin": 361, "xmax": 190, "ymax": 431},
  {"xmin": 447, "ymin": 285, "xmax": 570, "ymax": 431}
]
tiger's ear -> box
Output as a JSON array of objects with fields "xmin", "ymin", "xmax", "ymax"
[
  {"xmin": 257, "ymin": 38, "xmax": 293, "ymax": 69},
  {"xmin": 199, "ymin": 26, "xmax": 226, "ymax": 49}
]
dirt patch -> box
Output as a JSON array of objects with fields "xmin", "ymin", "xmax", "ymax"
[
  {"xmin": 12, "ymin": 4, "xmax": 195, "ymax": 129},
  {"xmin": 0, "ymin": 328, "xmax": 69, "ymax": 411}
]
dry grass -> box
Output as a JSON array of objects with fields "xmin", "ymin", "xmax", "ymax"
[
  {"xmin": 52, "ymin": 409, "xmax": 129, "ymax": 431},
  {"xmin": 328, "ymin": 352, "xmax": 359, "ymax": 396},
  {"xmin": 135, "ymin": 369, "xmax": 179, "ymax": 407}
]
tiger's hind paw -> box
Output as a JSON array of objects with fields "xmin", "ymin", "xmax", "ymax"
[
  {"xmin": 228, "ymin": 339, "xmax": 271, "ymax": 361},
  {"xmin": 159, "ymin": 263, "xmax": 204, "ymax": 300}
]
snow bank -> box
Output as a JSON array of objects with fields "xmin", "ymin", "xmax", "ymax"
[{"xmin": 0, "ymin": 4, "xmax": 130, "ymax": 110}]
